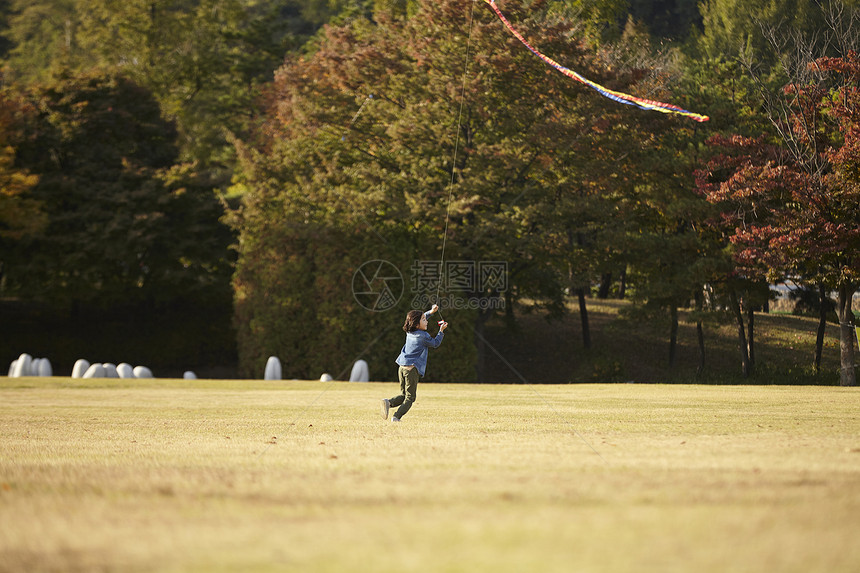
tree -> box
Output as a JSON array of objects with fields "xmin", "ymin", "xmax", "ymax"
[
  {"xmin": 698, "ymin": 45, "xmax": 860, "ymax": 385},
  {"xmin": 5, "ymin": 71, "xmax": 232, "ymax": 311},
  {"xmin": 2, "ymin": 0, "xmax": 81, "ymax": 80},
  {"xmin": 611, "ymin": 33, "xmax": 782, "ymax": 379},
  {"xmin": 688, "ymin": 3, "xmax": 860, "ymax": 380},
  {"xmin": 232, "ymin": 0, "xmax": 676, "ymax": 381},
  {"xmin": 628, "ymin": 0, "xmax": 702, "ymax": 40},
  {"xmin": 0, "ymin": 88, "xmax": 43, "ymax": 245},
  {"xmin": 484, "ymin": 8, "xmax": 713, "ymax": 369},
  {"xmin": 697, "ymin": 0, "xmax": 826, "ymax": 68},
  {"xmin": 0, "ymin": 0, "xmax": 14, "ymax": 58},
  {"xmin": 230, "ymin": 1, "xmax": 479, "ymax": 380},
  {"xmin": 75, "ymin": 0, "xmax": 276, "ymax": 170},
  {"xmin": 736, "ymin": 1, "xmax": 860, "ymax": 385},
  {"xmin": 1, "ymin": 0, "xmax": 333, "ymax": 171},
  {"xmin": 0, "ymin": 87, "xmax": 45, "ymax": 294}
]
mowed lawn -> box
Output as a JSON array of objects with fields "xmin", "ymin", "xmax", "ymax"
[{"xmin": 1, "ymin": 378, "xmax": 859, "ymax": 573}]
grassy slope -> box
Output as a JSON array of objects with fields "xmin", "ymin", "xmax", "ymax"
[
  {"xmin": 483, "ymin": 299, "xmax": 847, "ymax": 384},
  {"xmin": 2, "ymin": 378, "xmax": 859, "ymax": 572}
]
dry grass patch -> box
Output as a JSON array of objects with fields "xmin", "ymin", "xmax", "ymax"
[{"xmin": 2, "ymin": 378, "xmax": 859, "ymax": 572}]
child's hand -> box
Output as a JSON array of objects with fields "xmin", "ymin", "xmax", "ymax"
[
  {"xmin": 439, "ymin": 321, "xmax": 448, "ymax": 332},
  {"xmin": 429, "ymin": 304, "xmax": 439, "ymax": 314}
]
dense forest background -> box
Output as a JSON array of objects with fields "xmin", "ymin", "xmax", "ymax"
[{"xmin": 1, "ymin": 0, "xmax": 858, "ymax": 384}]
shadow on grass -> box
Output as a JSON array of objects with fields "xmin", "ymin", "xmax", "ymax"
[{"xmin": 482, "ymin": 298, "xmax": 844, "ymax": 385}]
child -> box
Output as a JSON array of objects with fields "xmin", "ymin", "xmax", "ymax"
[{"xmin": 381, "ymin": 304, "xmax": 448, "ymax": 422}]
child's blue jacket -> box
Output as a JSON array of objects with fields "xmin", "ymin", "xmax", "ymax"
[{"xmin": 395, "ymin": 329, "xmax": 444, "ymax": 376}]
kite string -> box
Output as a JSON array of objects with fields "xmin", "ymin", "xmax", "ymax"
[
  {"xmin": 341, "ymin": 93, "xmax": 374, "ymax": 141},
  {"xmin": 436, "ymin": 0, "xmax": 477, "ymax": 314},
  {"xmin": 434, "ymin": 1, "xmax": 607, "ymax": 463}
]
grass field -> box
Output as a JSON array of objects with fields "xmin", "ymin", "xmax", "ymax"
[{"xmin": 2, "ymin": 378, "xmax": 860, "ymax": 572}]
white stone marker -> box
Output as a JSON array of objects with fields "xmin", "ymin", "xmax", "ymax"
[
  {"xmin": 183, "ymin": 371, "xmax": 197, "ymax": 380},
  {"xmin": 37, "ymin": 358, "xmax": 52, "ymax": 377},
  {"xmin": 133, "ymin": 366, "xmax": 153, "ymax": 379},
  {"xmin": 349, "ymin": 359, "xmax": 369, "ymax": 383},
  {"xmin": 11, "ymin": 353, "xmax": 33, "ymax": 377},
  {"xmin": 103, "ymin": 363, "xmax": 119, "ymax": 378},
  {"xmin": 72, "ymin": 359, "xmax": 90, "ymax": 379},
  {"xmin": 116, "ymin": 363, "xmax": 134, "ymax": 378},
  {"xmin": 82, "ymin": 363, "xmax": 106, "ymax": 378},
  {"xmin": 320, "ymin": 373, "xmax": 333, "ymax": 382},
  {"xmin": 264, "ymin": 356, "xmax": 282, "ymax": 380}
]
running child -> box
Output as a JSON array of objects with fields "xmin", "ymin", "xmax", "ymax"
[{"xmin": 381, "ymin": 304, "xmax": 447, "ymax": 422}]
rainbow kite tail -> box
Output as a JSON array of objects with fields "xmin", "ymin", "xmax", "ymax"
[{"xmin": 481, "ymin": 0, "xmax": 709, "ymax": 122}]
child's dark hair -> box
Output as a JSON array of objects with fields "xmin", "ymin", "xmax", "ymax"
[{"xmin": 403, "ymin": 310, "xmax": 424, "ymax": 333}]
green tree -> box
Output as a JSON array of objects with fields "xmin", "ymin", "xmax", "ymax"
[
  {"xmin": 229, "ymin": 0, "xmax": 484, "ymax": 380},
  {"xmin": 0, "ymin": 88, "xmax": 43, "ymax": 245},
  {"xmin": 548, "ymin": 0, "xmax": 628, "ymax": 43},
  {"xmin": 75, "ymin": 0, "xmax": 272, "ymax": 170},
  {"xmin": 621, "ymin": 46, "xmax": 775, "ymax": 378},
  {"xmin": 628, "ymin": 0, "xmax": 702, "ymax": 40},
  {"xmin": 1, "ymin": 1, "xmax": 334, "ymax": 171},
  {"xmin": 232, "ymin": 0, "xmax": 639, "ymax": 381},
  {"xmin": 0, "ymin": 87, "xmax": 45, "ymax": 295},
  {"xmin": 524, "ymin": 17, "xmax": 717, "ymax": 375},
  {"xmin": 231, "ymin": 0, "xmax": 733, "ymax": 382},
  {"xmin": 6, "ymin": 71, "xmax": 232, "ymax": 310},
  {"xmin": 0, "ymin": 0, "xmax": 14, "ymax": 58},
  {"xmin": 697, "ymin": 0, "xmax": 826, "ymax": 68},
  {"xmin": 2, "ymin": 0, "xmax": 82, "ymax": 80}
]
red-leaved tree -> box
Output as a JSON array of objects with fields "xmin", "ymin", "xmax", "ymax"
[{"xmin": 698, "ymin": 52, "xmax": 860, "ymax": 386}]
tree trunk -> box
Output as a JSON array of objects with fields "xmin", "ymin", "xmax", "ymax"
[
  {"xmin": 618, "ymin": 268, "xmax": 627, "ymax": 299},
  {"xmin": 577, "ymin": 287, "xmax": 591, "ymax": 350},
  {"xmin": 504, "ymin": 288, "xmax": 516, "ymax": 331},
  {"xmin": 668, "ymin": 304, "xmax": 679, "ymax": 368},
  {"xmin": 836, "ymin": 283, "xmax": 857, "ymax": 387},
  {"xmin": 474, "ymin": 309, "xmax": 489, "ymax": 383},
  {"xmin": 729, "ymin": 290, "xmax": 751, "ymax": 377},
  {"xmin": 694, "ymin": 290, "xmax": 705, "ymax": 377},
  {"xmin": 746, "ymin": 303, "xmax": 756, "ymax": 373},
  {"xmin": 597, "ymin": 273, "xmax": 612, "ymax": 299},
  {"xmin": 814, "ymin": 282, "xmax": 827, "ymax": 373},
  {"xmin": 696, "ymin": 316, "xmax": 706, "ymax": 378},
  {"xmin": 568, "ymin": 258, "xmax": 591, "ymax": 351}
]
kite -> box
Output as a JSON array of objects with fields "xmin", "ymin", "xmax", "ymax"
[{"xmin": 482, "ymin": 0, "xmax": 709, "ymax": 122}]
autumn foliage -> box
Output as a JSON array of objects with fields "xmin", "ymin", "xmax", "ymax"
[{"xmin": 697, "ymin": 52, "xmax": 860, "ymax": 385}]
